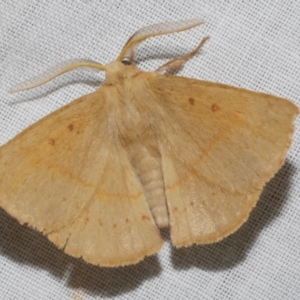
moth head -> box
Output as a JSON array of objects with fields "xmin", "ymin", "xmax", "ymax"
[{"xmin": 104, "ymin": 60, "xmax": 140, "ymax": 85}]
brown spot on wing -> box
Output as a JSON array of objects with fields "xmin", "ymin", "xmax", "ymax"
[
  {"xmin": 212, "ymin": 104, "xmax": 220, "ymax": 112},
  {"xmin": 189, "ymin": 97, "xmax": 195, "ymax": 105},
  {"xmin": 142, "ymin": 215, "xmax": 150, "ymax": 221},
  {"xmin": 68, "ymin": 124, "xmax": 74, "ymax": 131},
  {"xmin": 49, "ymin": 139, "xmax": 55, "ymax": 145}
]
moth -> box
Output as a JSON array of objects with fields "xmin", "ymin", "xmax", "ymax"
[{"xmin": 0, "ymin": 20, "xmax": 298, "ymax": 267}]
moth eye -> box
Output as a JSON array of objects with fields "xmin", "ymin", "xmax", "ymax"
[{"xmin": 122, "ymin": 58, "xmax": 131, "ymax": 66}]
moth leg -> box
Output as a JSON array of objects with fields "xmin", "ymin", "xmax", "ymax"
[{"xmin": 155, "ymin": 36, "xmax": 209, "ymax": 73}]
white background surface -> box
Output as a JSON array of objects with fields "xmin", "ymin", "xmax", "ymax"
[{"xmin": 0, "ymin": 1, "xmax": 300, "ymax": 299}]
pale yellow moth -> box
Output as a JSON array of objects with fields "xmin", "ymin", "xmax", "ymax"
[{"xmin": 0, "ymin": 20, "xmax": 298, "ymax": 267}]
